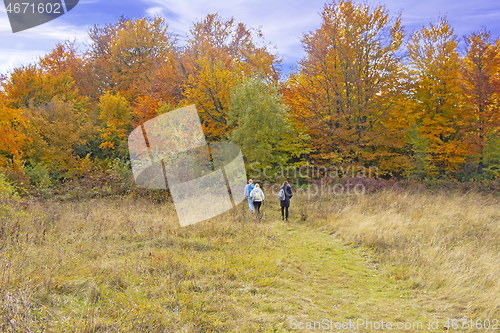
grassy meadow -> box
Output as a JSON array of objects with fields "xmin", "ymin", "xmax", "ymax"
[{"xmin": 1, "ymin": 188, "xmax": 499, "ymax": 332}]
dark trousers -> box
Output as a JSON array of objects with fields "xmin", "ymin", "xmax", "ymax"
[
  {"xmin": 281, "ymin": 206, "xmax": 289, "ymax": 219},
  {"xmin": 254, "ymin": 201, "xmax": 262, "ymax": 214}
]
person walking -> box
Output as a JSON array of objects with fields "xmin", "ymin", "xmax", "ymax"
[
  {"xmin": 244, "ymin": 179, "xmax": 255, "ymax": 212},
  {"xmin": 278, "ymin": 181, "xmax": 293, "ymax": 221},
  {"xmin": 250, "ymin": 183, "xmax": 265, "ymax": 216}
]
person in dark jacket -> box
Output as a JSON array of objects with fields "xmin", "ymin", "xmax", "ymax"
[{"xmin": 279, "ymin": 181, "xmax": 293, "ymax": 221}]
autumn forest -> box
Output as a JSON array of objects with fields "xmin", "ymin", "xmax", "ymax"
[
  {"xmin": 1, "ymin": 0, "xmax": 500, "ymax": 192},
  {"xmin": 2, "ymin": 2, "xmax": 500, "ymax": 329}
]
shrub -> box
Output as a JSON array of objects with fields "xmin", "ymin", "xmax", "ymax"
[{"xmin": 0, "ymin": 172, "xmax": 19, "ymax": 201}]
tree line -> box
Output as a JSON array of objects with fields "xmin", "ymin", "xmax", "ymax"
[{"xmin": 0, "ymin": 1, "xmax": 499, "ymax": 189}]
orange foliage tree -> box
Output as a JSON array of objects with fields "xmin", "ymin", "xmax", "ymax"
[
  {"xmin": 87, "ymin": 16, "xmax": 176, "ymax": 104},
  {"xmin": 38, "ymin": 41, "xmax": 92, "ymax": 98},
  {"xmin": 3, "ymin": 65, "xmax": 82, "ymax": 109},
  {"xmin": 461, "ymin": 30, "xmax": 500, "ymax": 176},
  {"xmin": 1, "ymin": 64, "xmax": 93, "ymax": 173},
  {"xmin": 406, "ymin": 18, "xmax": 470, "ymax": 176},
  {"xmin": 284, "ymin": 0, "xmax": 407, "ymax": 176},
  {"xmin": 132, "ymin": 55, "xmax": 186, "ymax": 125},
  {"xmin": 0, "ymin": 88, "xmax": 26, "ymax": 166}
]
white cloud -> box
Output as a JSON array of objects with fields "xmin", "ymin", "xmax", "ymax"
[
  {"xmin": 145, "ymin": 6, "xmax": 165, "ymax": 17},
  {"xmin": 0, "ymin": 49, "xmax": 48, "ymax": 74},
  {"xmin": 16, "ymin": 24, "xmax": 88, "ymax": 41},
  {"xmin": 0, "ymin": 19, "xmax": 90, "ymax": 74},
  {"xmin": 138, "ymin": 0, "xmax": 326, "ymax": 72}
]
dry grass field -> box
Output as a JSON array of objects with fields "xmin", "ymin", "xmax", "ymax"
[
  {"xmin": 1, "ymin": 187, "xmax": 499, "ymax": 332},
  {"xmin": 295, "ymin": 188, "xmax": 500, "ymax": 318}
]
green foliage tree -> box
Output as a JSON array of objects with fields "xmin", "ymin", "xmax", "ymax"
[
  {"xmin": 482, "ymin": 132, "xmax": 500, "ymax": 179},
  {"xmin": 228, "ymin": 76, "xmax": 309, "ymax": 179},
  {"xmin": 406, "ymin": 125, "xmax": 436, "ymax": 181}
]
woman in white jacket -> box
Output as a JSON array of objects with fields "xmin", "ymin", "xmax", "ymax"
[{"xmin": 249, "ymin": 183, "xmax": 265, "ymax": 215}]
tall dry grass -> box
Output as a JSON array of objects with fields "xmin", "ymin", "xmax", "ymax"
[
  {"xmin": 2, "ymin": 184, "xmax": 500, "ymax": 330},
  {"xmin": 297, "ymin": 189, "xmax": 500, "ymax": 317},
  {"xmin": 0, "ymin": 195, "xmax": 290, "ymax": 331}
]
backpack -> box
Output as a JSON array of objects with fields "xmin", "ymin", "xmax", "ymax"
[
  {"xmin": 278, "ymin": 188, "xmax": 285, "ymax": 201},
  {"xmin": 254, "ymin": 191, "xmax": 262, "ymax": 201}
]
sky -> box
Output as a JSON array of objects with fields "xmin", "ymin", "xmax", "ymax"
[{"xmin": 1, "ymin": 0, "xmax": 500, "ymax": 77}]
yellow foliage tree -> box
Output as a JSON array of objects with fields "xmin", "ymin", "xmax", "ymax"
[
  {"xmin": 183, "ymin": 54, "xmax": 235, "ymax": 139},
  {"xmin": 98, "ymin": 92, "xmax": 131, "ymax": 151},
  {"xmin": 23, "ymin": 97, "xmax": 94, "ymax": 172},
  {"xmin": 407, "ymin": 18, "xmax": 470, "ymax": 175}
]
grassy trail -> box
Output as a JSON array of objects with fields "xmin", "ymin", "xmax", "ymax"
[
  {"xmin": 258, "ymin": 215, "xmax": 434, "ymax": 332},
  {"xmin": 245, "ymin": 198, "xmax": 480, "ymax": 332}
]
